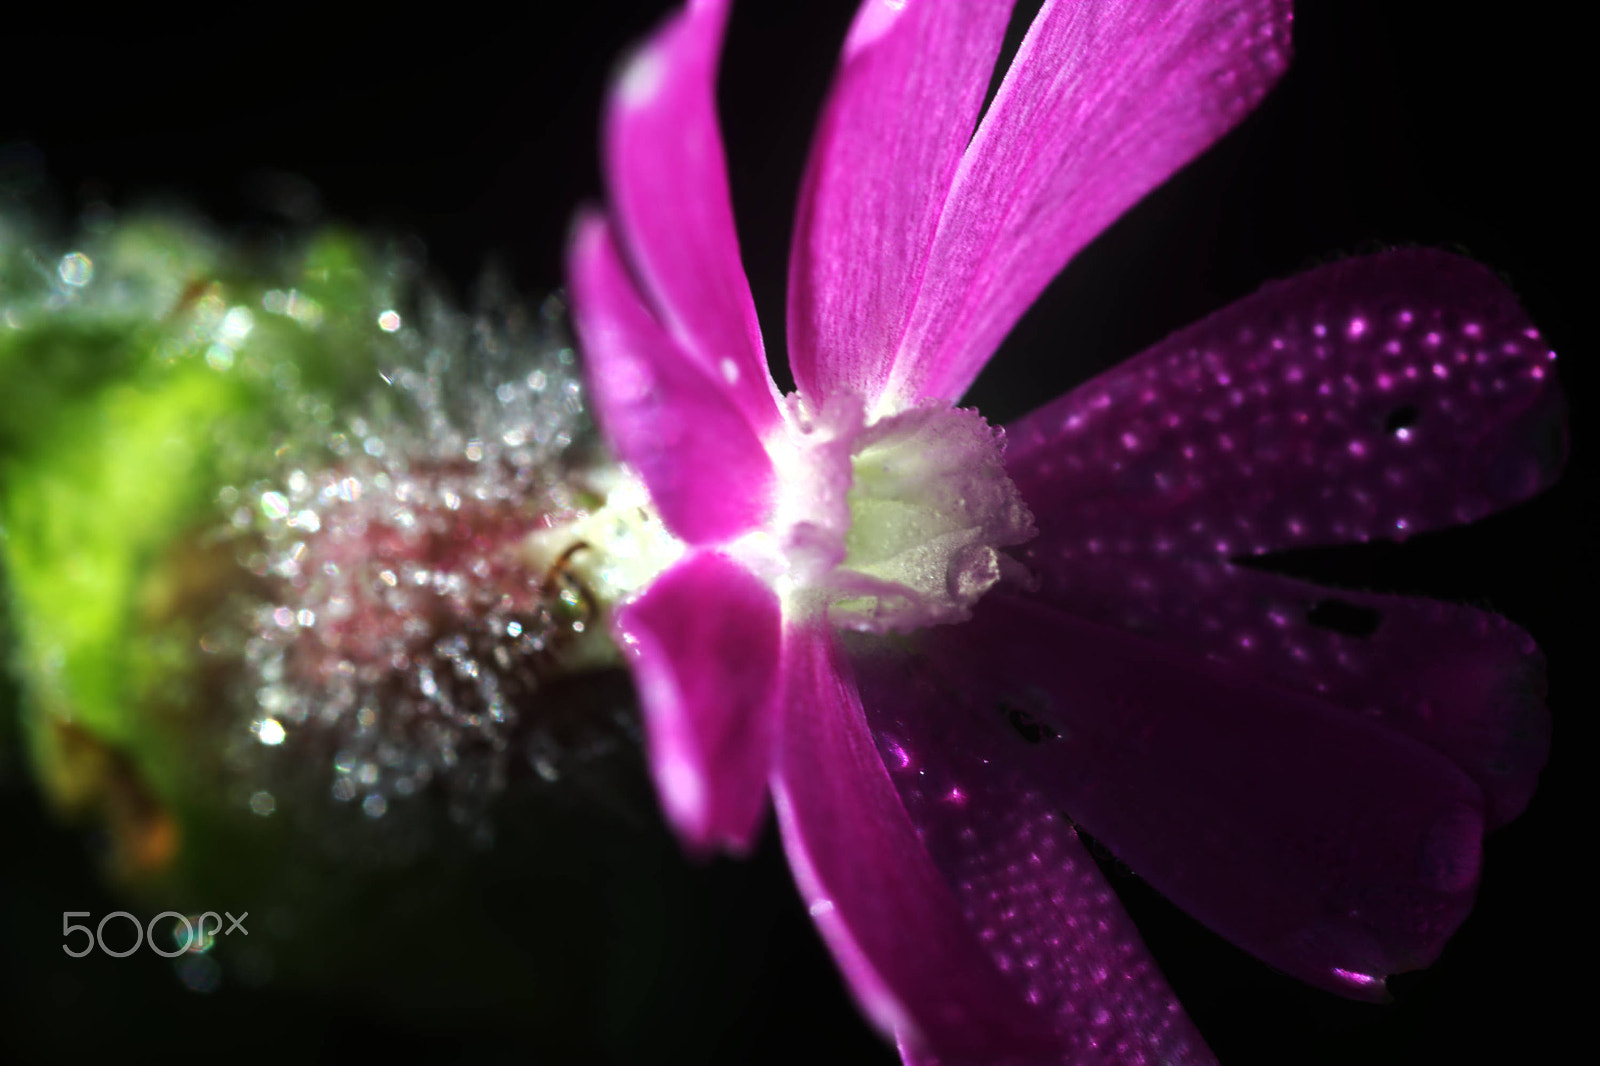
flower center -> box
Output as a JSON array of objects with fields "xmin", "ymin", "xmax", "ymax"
[
  {"xmin": 543, "ymin": 397, "xmax": 1036, "ymax": 638},
  {"xmin": 758, "ymin": 394, "xmax": 1035, "ymax": 632}
]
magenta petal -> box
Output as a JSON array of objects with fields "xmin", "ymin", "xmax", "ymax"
[
  {"xmin": 890, "ymin": 0, "xmax": 1292, "ymax": 406},
  {"xmin": 613, "ymin": 550, "xmax": 781, "ymax": 853},
  {"xmin": 1017, "ymin": 554, "xmax": 1549, "ymax": 829},
  {"xmin": 567, "ymin": 211, "xmax": 774, "ymax": 544},
  {"xmin": 1007, "ymin": 249, "xmax": 1566, "ymax": 558},
  {"xmin": 773, "ymin": 622, "xmax": 1058, "ymax": 1060},
  {"xmin": 603, "ymin": 0, "xmax": 778, "ymax": 433},
  {"xmin": 844, "ymin": 637, "xmax": 1217, "ymax": 1066},
  {"xmin": 786, "ymin": 0, "xmax": 1013, "ymax": 408},
  {"xmin": 889, "ymin": 592, "xmax": 1488, "ymax": 1001}
]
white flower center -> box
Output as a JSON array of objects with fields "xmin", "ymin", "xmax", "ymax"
[
  {"xmin": 750, "ymin": 393, "xmax": 1035, "ymax": 632},
  {"xmin": 538, "ymin": 397, "xmax": 1035, "ymax": 637}
]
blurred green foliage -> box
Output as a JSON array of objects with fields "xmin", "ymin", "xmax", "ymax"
[{"xmin": 2, "ymin": 215, "xmax": 399, "ymax": 870}]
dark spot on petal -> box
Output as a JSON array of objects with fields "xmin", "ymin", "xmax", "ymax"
[
  {"xmin": 1307, "ymin": 598, "xmax": 1383, "ymax": 637},
  {"xmin": 1384, "ymin": 404, "xmax": 1420, "ymax": 435},
  {"xmin": 999, "ymin": 702, "xmax": 1060, "ymax": 745}
]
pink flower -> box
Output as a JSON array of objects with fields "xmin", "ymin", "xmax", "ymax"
[{"xmin": 566, "ymin": 1, "xmax": 1562, "ymax": 1062}]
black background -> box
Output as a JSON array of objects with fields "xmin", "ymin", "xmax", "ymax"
[{"xmin": 1, "ymin": 2, "xmax": 1588, "ymax": 1063}]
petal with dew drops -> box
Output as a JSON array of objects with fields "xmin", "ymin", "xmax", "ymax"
[
  {"xmin": 773, "ymin": 622, "xmax": 1058, "ymax": 1061},
  {"xmin": 787, "ymin": 0, "xmax": 1014, "ymax": 411},
  {"xmin": 1015, "ymin": 554, "xmax": 1549, "ymax": 829},
  {"xmin": 843, "ymin": 632, "xmax": 1217, "ymax": 1066},
  {"xmin": 1006, "ymin": 249, "xmax": 1566, "ymax": 560},
  {"xmin": 613, "ymin": 550, "xmax": 781, "ymax": 854},
  {"xmin": 893, "ymin": 592, "xmax": 1488, "ymax": 1002},
  {"xmin": 886, "ymin": 0, "xmax": 1292, "ymax": 408},
  {"xmin": 567, "ymin": 210, "xmax": 774, "ymax": 545},
  {"xmin": 603, "ymin": 0, "xmax": 779, "ymax": 433}
]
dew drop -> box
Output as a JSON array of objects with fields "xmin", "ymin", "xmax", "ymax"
[{"xmin": 57, "ymin": 251, "xmax": 93, "ymax": 287}]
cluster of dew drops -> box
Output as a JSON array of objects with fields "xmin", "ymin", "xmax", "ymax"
[
  {"xmin": 210, "ymin": 274, "xmax": 630, "ymax": 836},
  {"xmin": 4, "ymin": 206, "xmax": 642, "ymax": 843}
]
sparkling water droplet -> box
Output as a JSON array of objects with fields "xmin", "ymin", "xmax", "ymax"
[{"xmin": 57, "ymin": 251, "xmax": 93, "ymax": 287}]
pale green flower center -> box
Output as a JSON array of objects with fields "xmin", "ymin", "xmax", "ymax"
[
  {"xmin": 535, "ymin": 397, "xmax": 1036, "ymax": 637},
  {"xmin": 760, "ymin": 395, "xmax": 1035, "ymax": 633}
]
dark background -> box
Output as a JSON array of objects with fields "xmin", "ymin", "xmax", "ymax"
[{"xmin": 1, "ymin": 2, "xmax": 1587, "ymax": 1063}]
